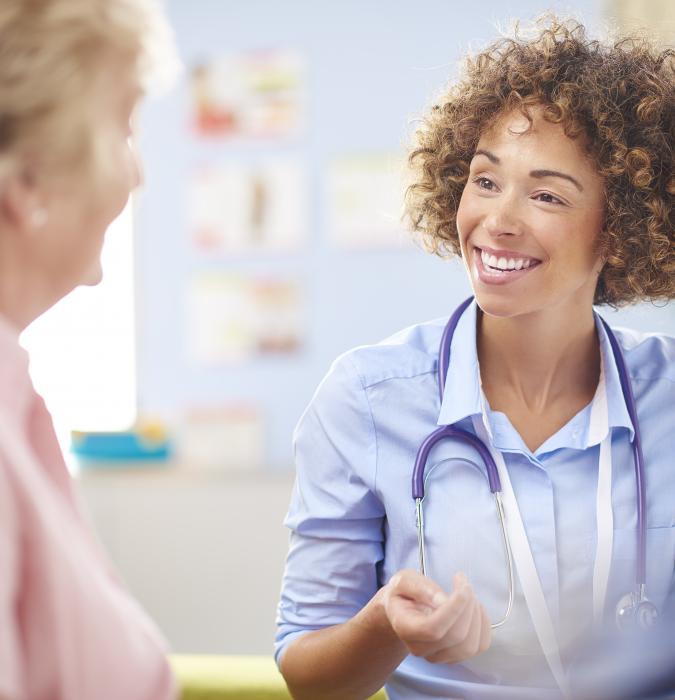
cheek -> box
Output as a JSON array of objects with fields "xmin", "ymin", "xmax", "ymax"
[
  {"xmin": 90, "ymin": 149, "xmax": 135, "ymax": 222},
  {"xmin": 548, "ymin": 227, "xmax": 603, "ymax": 288},
  {"xmin": 573, "ymin": 224, "xmax": 604, "ymax": 273},
  {"xmin": 455, "ymin": 187, "xmax": 473, "ymax": 248}
]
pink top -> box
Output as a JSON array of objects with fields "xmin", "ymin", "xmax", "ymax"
[{"xmin": 0, "ymin": 316, "xmax": 177, "ymax": 700}]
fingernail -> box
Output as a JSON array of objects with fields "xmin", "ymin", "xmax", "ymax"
[{"xmin": 431, "ymin": 591, "xmax": 446, "ymax": 607}]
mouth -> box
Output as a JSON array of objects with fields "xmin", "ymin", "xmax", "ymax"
[{"xmin": 472, "ymin": 246, "xmax": 543, "ymax": 285}]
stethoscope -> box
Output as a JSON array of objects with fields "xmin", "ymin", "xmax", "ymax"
[{"xmin": 412, "ymin": 296, "xmax": 658, "ymax": 633}]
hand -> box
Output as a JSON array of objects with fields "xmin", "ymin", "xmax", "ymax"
[{"xmin": 382, "ymin": 569, "xmax": 491, "ymax": 665}]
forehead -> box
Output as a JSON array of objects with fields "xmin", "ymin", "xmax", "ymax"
[
  {"xmin": 92, "ymin": 53, "xmax": 143, "ymax": 107},
  {"xmin": 475, "ymin": 107, "xmax": 593, "ymax": 169}
]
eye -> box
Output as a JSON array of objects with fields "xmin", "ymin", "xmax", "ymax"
[
  {"xmin": 533, "ymin": 191, "xmax": 565, "ymax": 205},
  {"xmin": 472, "ymin": 176, "xmax": 496, "ymax": 191}
]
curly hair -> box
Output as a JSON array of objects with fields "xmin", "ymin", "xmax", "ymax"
[{"xmin": 405, "ymin": 16, "xmax": 674, "ymax": 306}]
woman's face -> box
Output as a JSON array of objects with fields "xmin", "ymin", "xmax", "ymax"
[
  {"xmin": 36, "ymin": 56, "xmax": 142, "ymax": 298},
  {"xmin": 456, "ymin": 107, "xmax": 606, "ymax": 320}
]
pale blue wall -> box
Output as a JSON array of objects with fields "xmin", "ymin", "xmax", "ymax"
[{"xmin": 135, "ymin": 0, "xmax": 673, "ymax": 469}]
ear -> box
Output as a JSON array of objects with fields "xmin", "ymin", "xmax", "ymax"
[{"xmin": 0, "ymin": 163, "xmax": 48, "ymax": 236}]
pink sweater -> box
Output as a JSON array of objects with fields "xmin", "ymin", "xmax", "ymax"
[{"xmin": 0, "ymin": 316, "xmax": 176, "ymax": 700}]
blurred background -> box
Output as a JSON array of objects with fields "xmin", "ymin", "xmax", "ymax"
[{"xmin": 19, "ymin": 0, "xmax": 674, "ymax": 656}]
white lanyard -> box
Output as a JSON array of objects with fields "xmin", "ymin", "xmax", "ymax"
[
  {"xmin": 472, "ymin": 363, "xmax": 612, "ymax": 698},
  {"xmin": 590, "ymin": 367, "xmax": 613, "ymax": 626}
]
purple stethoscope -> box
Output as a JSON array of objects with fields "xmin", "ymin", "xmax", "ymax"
[{"xmin": 412, "ymin": 296, "xmax": 658, "ymax": 631}]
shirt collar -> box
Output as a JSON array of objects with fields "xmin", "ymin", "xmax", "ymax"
[
  {"xmin": 593, "ymin": 311, "xmax": 634, "ymax": 442},
  {"xmin": 436, "ymin": 301, "xmax": 635, "ymax": 445},
  {"xmin": 437, "ymin": 300, "xmax": 483, "ymax": 427}
]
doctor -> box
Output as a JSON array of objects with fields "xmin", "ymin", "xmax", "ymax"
[{"xmin": 275, "ymin": 16, "xmax": 674, "ymax": 700}]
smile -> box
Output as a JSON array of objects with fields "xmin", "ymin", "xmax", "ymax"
[
  {"xmin": 473, "ymin": 246, "xmax": 543, "ymax": 285},
  {"xmin": 479, "ymin": 247, "xmax": 541, "ymax": 271}
]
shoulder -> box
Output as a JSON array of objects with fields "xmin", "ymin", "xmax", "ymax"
[
  {"xmin": 298, "ymin": 318, "xmax": 444, "ymax": 435},
  {"xmin": 331, "ymin": 317, "xmax": 445, "ymax": 391},
  {"xmin": 611, "ymin": 326, "xmax": 675, "ymax": 384}
]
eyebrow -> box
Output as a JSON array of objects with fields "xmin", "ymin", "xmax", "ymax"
[{"xmin": 473, "ymin": 149, "xmax": 584, "ymax": 192}]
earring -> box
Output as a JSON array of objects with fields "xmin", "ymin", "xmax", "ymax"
[{"xmin": 31, "ymin": 207, "xmax": 48, "ymax": 229}]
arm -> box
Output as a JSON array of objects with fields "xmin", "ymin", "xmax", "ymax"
[
  {"xmin": 279, "ymin": 587, "xmax": 405, "ymax": 700},
  {"xmin": 276, "ymin": 357, "xmax": 490, "ymax": 700},
  {"xmin": 280, "ymin": 570, "xmax": 491, "ymax": 700}
]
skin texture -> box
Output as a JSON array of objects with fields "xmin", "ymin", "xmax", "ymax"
[
  {"xmin": 0, "ymin": 56, "xmax": 142, "ymax": 331},
  {"xmin": 457, "ymin": 107, "xmax": 607, "ymax": 451}
]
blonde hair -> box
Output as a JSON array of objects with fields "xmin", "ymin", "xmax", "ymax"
[{"xmin": 0, "ymin": 0, "xmax": 177, "ymax": 180}]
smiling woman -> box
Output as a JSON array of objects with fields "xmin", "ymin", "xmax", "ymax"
[
  {"xmin": 457, "ymin": 107, "xmax": 606, "ymax": 322},
  {"xmin": 275, "ymin": 15, "xmax": 675, "ymax": 700},
  {"xmin": 406, "ymin": 18, "xmax": 674, "ymax": 308}
]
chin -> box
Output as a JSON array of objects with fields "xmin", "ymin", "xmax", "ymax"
[
  {"xmin": 471, "ymin": 287, "xmax": 545, "ymax": 321},
  {"xmin": 81, "ymin": 262, "xmax": 104, "ymax": 287}
]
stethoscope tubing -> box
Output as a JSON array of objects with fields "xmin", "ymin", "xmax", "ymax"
[
  {"xmin": 412, "ymin": 297, "xmax": 649, "ymax": 616},
  {"xmin": 597, "ymin": 316, "xmax": 647, "ymax": 588}
]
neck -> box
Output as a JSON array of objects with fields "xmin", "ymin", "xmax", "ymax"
[
  {"xmin": 0, "ymin": 238, "xmax": 55, "ymax": 331},
  {"xmin": 477, "ymin": 304, "xmax": 601, "ymax": 415}
]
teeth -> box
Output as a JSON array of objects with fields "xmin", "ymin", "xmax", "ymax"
[{"xmin": 479, "ymin": 248, "xmax": 536, "ymax": 272}]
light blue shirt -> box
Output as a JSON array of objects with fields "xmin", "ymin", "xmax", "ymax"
[{"xmin": 276, "ymin": 300, "xmax": 675, "ymax": 699}]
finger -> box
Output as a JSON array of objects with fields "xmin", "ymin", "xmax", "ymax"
[
  {"xmin": 390, "ymin": 583, "xmax": 468, "ymax": 646},
  {"xmin": 385, "ymin": 571, "xmax": 449, "ymax": 640},
  {"xmin": 388, "ymin": 569, "xmax": 447, "ymax": 608},
  {"xmin": 426, "ymin": 574, "xmax": 474, "ymax": 634},
  {"xmin": 403, "ymin": 583, "xmax": 474, "ymax": 651},
  {"xmin": 438, "ymin": 588, "xmax": 477, "ymax": 644},
  {"xmin": 459, "ymin": 597, "xmax": 483, "ymax": 656},
  {"xmin": 452, "ymin": 571, "xmax": 469, "ymax": 591},
  {"xmin": 477, "ymin": 604, "xmax": 492, "ymax": 654},
  {"xmin": 423, "ymin": 598, "xmax": 480, "ymax": 664}
]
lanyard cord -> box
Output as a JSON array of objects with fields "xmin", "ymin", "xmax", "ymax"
[{"xmin": 471, "ymin": 363, "xmax": 612, "ymax": 698}]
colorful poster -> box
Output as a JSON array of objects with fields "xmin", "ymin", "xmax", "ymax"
[
  {"xmin": 186, "ymin": 273, "xmax": 304, "ymax": 365},
  {"xmin": 190, "ymin": 49, "xmax": 305, "ymax": 139},
  {"xmin": 179, "ymin": 403, "xmax": 264, "ymax": 472},
  {"xmin": 327, "ymin": 152, "xmax": 409, "ymax": 250},
  {"xmin": 189, "ymin": 159, "xmax": 307, "ymax": 255}
]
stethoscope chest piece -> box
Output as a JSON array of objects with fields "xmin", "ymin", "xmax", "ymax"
[{"xmin": 615, "ymin": 589, "xmax": 659, "ymax": 631}]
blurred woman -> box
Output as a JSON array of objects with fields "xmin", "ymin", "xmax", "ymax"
[
  {"xmin": 276, "ymin": 17, "xmax": 674, "ymax": 700},
  {"xmin": 0, "ymin": 1, "xmax": 178, "ymax": 697}
]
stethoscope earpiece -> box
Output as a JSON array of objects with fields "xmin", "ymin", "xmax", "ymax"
[{"xmin": 615, "ymin": 591, "xmax": 659, "ymax": 632}]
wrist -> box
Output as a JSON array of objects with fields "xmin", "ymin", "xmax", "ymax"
[{"xmin": 355, "ymin": 586, "xmax": 401, "ymax": 646}]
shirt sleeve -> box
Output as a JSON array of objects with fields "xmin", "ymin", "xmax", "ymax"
[
  {"xmin": 0, "ymin": 458, "xmax": 21, "ymax": 699},
  {"xmin": 275, "ymin": 353, "xmax": 385, "ymax": 664}
]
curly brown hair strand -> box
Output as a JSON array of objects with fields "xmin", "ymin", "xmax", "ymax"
[{"xmin": 405, "ymin": 17, "xmax": 674, "ymax": 306}]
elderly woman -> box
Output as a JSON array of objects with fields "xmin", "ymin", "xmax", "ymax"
[
  {"xmin": 0, "ymin": 1, "xmax": 177, "ymax": 698},
  {"xmin": 276, "ymin": 17, "xmax": 674, "ymax": 700}
]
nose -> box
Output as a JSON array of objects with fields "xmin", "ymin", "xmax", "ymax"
[{"xmin": 482, "ymin": 192, "xmax": 523, "ymax": 238}]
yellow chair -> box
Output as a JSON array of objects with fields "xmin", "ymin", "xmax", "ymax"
[{"xmin": 171, "ymin": 655, "xmax": 386, "ymax": 700}]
